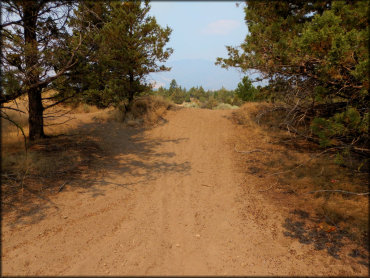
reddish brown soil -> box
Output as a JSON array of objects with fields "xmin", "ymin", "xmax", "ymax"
[{"xmin": 2, "ymin": 108, "xmax": 368, "ymax": 276}]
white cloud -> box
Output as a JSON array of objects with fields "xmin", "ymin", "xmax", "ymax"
[{"xmin": 201, "ymin": 19, "xmax": 240, "ymax": 35}]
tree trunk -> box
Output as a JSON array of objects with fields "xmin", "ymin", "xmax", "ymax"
[
  {"xmin": 28, "ymin": 87, "xmax": 45, "ymax": 140},
  {"xmin": 126, "ymin": 71, "xmax": 135, "ymax": 112},
  {"xmin": 23, "ymin": 2, "xmax": 45, "ymax": 140}
]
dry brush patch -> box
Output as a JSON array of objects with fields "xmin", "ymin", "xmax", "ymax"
[
  {"xmin": 1, "ymin": 134, "xmax": 105, "ymax": 223},
  {"xmin": 233, "ymin": 102, "xmax": 369, "ymax": 264},
  {"xmin": 1, "ymin": 95, "xmax": 102, "ymax": 147},
  {"xmin": 1, "ymin": 97, "xmax": 105, "ymax": 223},
  {"xmin": 104, "ymin": 95, "xmax": 174, "ymax": 127},
  {"xmin": 1, "ymin": 95, "xmax": 175, "ymax": 225}
]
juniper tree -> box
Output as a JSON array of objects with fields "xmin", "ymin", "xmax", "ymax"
[{"xmin": 217, "ymin": 1, "xmax": 369, "ymax": 152}]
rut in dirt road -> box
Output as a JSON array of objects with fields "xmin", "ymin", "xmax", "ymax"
[{"xmin": 2, "ymin": 108, "xmax": 367, "ymax": 276}]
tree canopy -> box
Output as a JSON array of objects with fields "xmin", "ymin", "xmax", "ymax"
[
  {"xmin": 1, "ymin": 0, "xmax": 173, "ymax": 139},
  {"xmin": 217, "ymin": 1, "xmax": 369, "ymax": 153},
  {"xmin": 60, "ymin": 0, "xmax": 173, "ymax": 111}
]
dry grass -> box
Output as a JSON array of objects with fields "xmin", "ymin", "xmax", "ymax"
[
  {"xmin": 2, "ymin": 96, "xmax": 108, "ymax": 145},
  {"xmin": 106, "ymin": 95, "xmax": 174, "ymax": 126},
  {"xmin": 67, "ymin": 103, "xmax": 101, "ymax": 114},
  {"xmin": 2, "ymin": 134, "xmax": 103, "ymax": 215},
  {"xmin": 234, "ymin": 102, "xmax": 369, "ymax": 246},
  {"xmin": 2, "ymin": 96, "xmax": 30, "ymax": 141},
  {"xmin": 1, "ymin": 96, "xmax": 107, "ymax": 214},
  {"xmin": 214, "ymin": 103, "xmax": 239, "ymax": 110},
  {"xmin": 1, "ymin": 109, "xmax": 29, "ymax": 148},
  {"xmin": 1, "ymin": 95, "xmax": 173, "ymax": 213},
  {"xmin": 181, "ymin": 102, "xmax": 200, "ymax": 108}
]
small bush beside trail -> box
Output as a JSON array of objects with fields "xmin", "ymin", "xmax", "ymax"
[{"xmin": 110, "ymin": 95, "xmax": 174, "ymax": 126}]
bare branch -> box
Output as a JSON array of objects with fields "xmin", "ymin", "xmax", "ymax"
[{"xmin": 0, "ymin": 110, "xmax": 28, "ymax": 152}]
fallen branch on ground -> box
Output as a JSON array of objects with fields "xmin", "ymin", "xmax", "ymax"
[
  {"xmin": 305, "ymin": 189, "xmax": 370, "ymax": 196},
  {"xmin": 58, "ymin": 181, "xmax": 68, "ymax": 193},
  {"xmin": 234, "ymin": 145, "xmax": 265, "ymax": 154}
]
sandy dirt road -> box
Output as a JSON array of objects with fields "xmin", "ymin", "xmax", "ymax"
[{"xmin": 2, "ymin": 108, "xmax": 367, "ymax": 276}]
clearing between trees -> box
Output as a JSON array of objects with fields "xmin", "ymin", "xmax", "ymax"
[{"xmin": 1, "ymin": 103, "xmax": 368, "ymax": 276}]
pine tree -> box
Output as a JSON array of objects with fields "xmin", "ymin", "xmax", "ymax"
[
  {"xmin": 169, "ymin": 79, "xmax": 178, "ymax": 91},
  {"xmin": 1, "ymin": 1, "xmax": 80, "ymax": 140},
  {"xmin": 98, "ymin": 0, "xmax": 173, "ymax": 110},
  {"xmin": 235, "ymin": 76, "xmax": 258, "ymax": 102},
  {"xmin": 53, "ymin": 1, "xmax": 112, "ymax": 108}
]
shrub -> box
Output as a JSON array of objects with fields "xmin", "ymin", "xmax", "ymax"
[
  {"xmin": 111, "ymin": 95, "xmax": 173, "ymax": 125},
  {"xmin": 182, "ymin": 102, "xmax": 200, "ymax": 108},
  {"xmin": 201, "ymin": 97, "xmax": 219, "ymax": 109},
  {"xmin": 311, "ymin": 107, "xmax": 368, "ymax": 147}
]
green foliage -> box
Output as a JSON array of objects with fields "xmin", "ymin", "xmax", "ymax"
[
  {"xmin": 61, "ymin": 0, "xmax": 173, "ymax": 108},
  {"xmin": 334, "ymin": 152, "xmax": 345, "ymax": 166},
  {"xmin": 201, "ymin": 97, "xmax": 219, "ymax": 110},
  {"xmin": 171, "ymin": 88, "xmax": 186, "ymax": 104},
  {"xmin": 169, "ymin": 79, "xmax": 178, "ymax": 90},
  {"xmin": 231, "ymin": 95, "xmax": 244, "ymax": 106},
  {"xmin": 154, "ymin": 79, "xmax": 244, "ymax": 109},
  {"xmin": 311, "ymin": 107, "xmax": 368, "ymax": 147},
  {"xmin": 184, "ymin": 94, "xmax": 191, "ymax": 102},
  {"xmin": 2, "ymin": 70, "xmax": 22, "ymax": 98},
  {"xmin": 311, "ymin": 118, "xmax": 335, "ymax": 147},
  {"xmin": 214, "ymin": 87, "xmax": 234, "ymax": 104},
  {"xmin": 235, "ymin": 76, "xmax": 258, "ymax": 102},
  {"xmin": 217, "ymin": 1, "xmax": 369, "ymax": 153}
]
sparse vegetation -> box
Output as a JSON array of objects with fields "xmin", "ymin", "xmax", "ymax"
[
  {"xmin": 233, "ymin": 102, "xmax": 368, "ymax": 252},
  {"xmin": 108, "ymin": 95, "xmax": 174, "ymax": 126},
  {"xmin": 153, "ymin": 78, "xmax": 259, "ymax": 110},
  {"xmin": 1, "ymin": 1, "xmax": 369, "ymax": 275},
  {"xmin": 1, "ymin": 94, "xmax": 172, "ymax": 207}
]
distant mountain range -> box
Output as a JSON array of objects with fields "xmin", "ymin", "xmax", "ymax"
[{"xmin": 148, "ymin": 59, "xmax": 246, "ymax": 91}]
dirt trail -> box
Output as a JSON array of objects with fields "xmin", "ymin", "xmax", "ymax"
[{"xmin": 2, "ymin": 108, "xmax": 367, "ymax": 276}]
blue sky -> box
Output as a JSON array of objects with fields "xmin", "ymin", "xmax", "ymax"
[
  {"xmin": 148, "ymin": 1, "xmax": 249, "ymax": 90},
  {"xmin": 149, "ymin": 1, "xmax": 247, "ymax": 62}
]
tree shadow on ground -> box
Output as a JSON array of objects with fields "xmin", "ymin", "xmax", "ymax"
[
  {"xmin": 2, "ymin": 118, "xmax": 191, "ymax": 227},
  {"xmin": 282, "ymin": 209, "xmax": 368, "ymax": 266}
]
